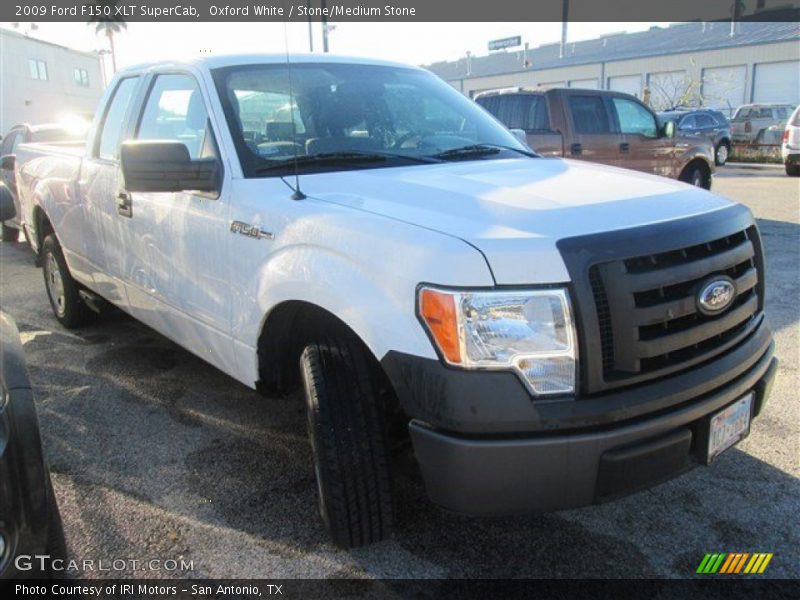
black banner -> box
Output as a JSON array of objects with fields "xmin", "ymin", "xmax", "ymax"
[
  {"xmin": 5, "ymin": 579, "xmax": 800, "ymax": 600},
  {"xmin": 4, "ymin": 0, "xmax": 800, "ymax": 22}
]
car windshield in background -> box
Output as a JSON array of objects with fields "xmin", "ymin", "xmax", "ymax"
[{"xmin": 212, "ymin": 63, "xmax": 531, "ymax": 176}]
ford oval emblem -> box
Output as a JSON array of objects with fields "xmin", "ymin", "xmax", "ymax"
[{"xmin": 697, "ymin": 276, "xmax": 736, "ymax": 316}]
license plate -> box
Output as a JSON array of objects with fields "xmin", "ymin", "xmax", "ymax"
[{"xmin": 707, "ymin": 393, "xmax": 753, "ymax": 463}]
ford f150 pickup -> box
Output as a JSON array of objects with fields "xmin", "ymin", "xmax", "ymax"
[
  {"xmin": 14, "ymin": 55, "xmax": 777, "ymax": 548},
  {"xmin": 475, "ymin": 87, "xmax": 716, "ymax": 188}
]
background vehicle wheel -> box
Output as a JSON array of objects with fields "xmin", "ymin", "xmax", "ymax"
[
  {"xmin": 300, "ymin": 340, "xmax": 393, "ymax": 548},
  {"xmin": 715, "ymin": 142, "xmax": 729, "ymax": 166},
  {"xmin": 41, "ymin": 235, "xmax": 95, "ymax": 329},
  {"xmin": 786, "ymin": 163, "xmax": 800, "ymax": 177},
  {"xmin": 680, "ymin": 163, "xmax": 710, "ymax": 189},
  {"xmin": 1, "ymin": 222, "xmax": 19, "ymax": 242}
]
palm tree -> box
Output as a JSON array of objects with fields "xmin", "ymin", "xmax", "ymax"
[{"xmin": 86, "ymin": 0, "xmax": 127, "ymax": 73}]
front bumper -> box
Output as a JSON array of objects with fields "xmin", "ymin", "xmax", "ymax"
[{"xmin": 383, "ymin": 321, "xmax": 776, "ymax": 515}]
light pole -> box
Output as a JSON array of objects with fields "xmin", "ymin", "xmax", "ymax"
[
  {"xmin": 307, "ymin": 0, "xmax": 314, "ymax": 52},
  {"xmin": 321, "ymin": 0, "xmax": 329, "ymax": 52}
]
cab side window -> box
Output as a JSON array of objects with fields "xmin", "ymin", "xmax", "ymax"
[
  {"xmin": 97, "ymin": 77, "xmax": 140, "ymax": 160},
  {"xmin": 568, "ymin": 95, "xmax": 613, "ymax": 134},
  {"xmin": 679, "ymin": 115, "xmax": 696, "ymax": 130},
  {"xmin": 611, "ymin": 97, "xmax": 657, "ymax": 137},
  {"xmin": 695, "ymin": 114, "xmax": 716, "ymax": 129},
  {"xmin": 137, "ymin": 74, "xmax": 215, "ymax": 160}
]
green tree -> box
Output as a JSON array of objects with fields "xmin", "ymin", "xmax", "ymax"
[{"xmin": 86, "ymin": 0, "xmax": 127, "ymax": 73}]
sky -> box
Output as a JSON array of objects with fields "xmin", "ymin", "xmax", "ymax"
[{"xmin": 3, "ymin": 21, "xmax": 672, "ymax": 76}]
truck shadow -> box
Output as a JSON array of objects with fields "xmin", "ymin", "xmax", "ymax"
[{"xmin": 26, "ymin": 308, "xmax": 799, "ymax": 578}]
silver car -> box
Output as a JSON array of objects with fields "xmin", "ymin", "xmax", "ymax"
[
  {"xmin": 782, "ymin": 105, "xmax": 800, "ymax": 176},
  {"xmin": 730, "ymin": 103, "xmax": 795, "ymax": 144}
]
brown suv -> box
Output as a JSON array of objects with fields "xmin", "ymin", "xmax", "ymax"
[{"xmin": 476, "ymin": 88, "xmax": 715, "ymax": 188}]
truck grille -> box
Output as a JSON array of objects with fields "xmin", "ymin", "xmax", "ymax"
[
  {"xmin": 590, "ymin": 227, "xmax": 762, "ymax": 383},
  {"xmin": 556, "ymin": 206, "xmax": 765, "ymax": 395}
]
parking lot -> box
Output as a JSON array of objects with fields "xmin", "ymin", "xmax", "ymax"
[{"xmin": 0, "ymin": 163, "xmax": 798, "ymax": 579}]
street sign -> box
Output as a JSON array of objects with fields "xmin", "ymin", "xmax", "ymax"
[{"xmin": 488, "ymin": 36, "xmax": 522, "ymax": 51}]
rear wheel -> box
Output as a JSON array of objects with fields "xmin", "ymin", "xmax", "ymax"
[
  {"xmin": 1, "ymin": 222, "xmax": 19, "ymax": 242},
  {"xmin": 786, "ymin": 163, "xmax": 800, "ymax": 177},
  {"xmin": 41, "ymin": 235, "xmax": 95, "ymax": 329},
  {"xmin": 715, "ymin": 142, "xmax": 729, "ymax": 166},
  {"xmin": 300, "ymin": 340, "xmax": 393, "ymax": 548}
]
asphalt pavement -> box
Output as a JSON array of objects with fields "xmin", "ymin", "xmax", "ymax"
[{"xmin": 0, "ymin": 163, "xmax": 797, "ymax": 579}]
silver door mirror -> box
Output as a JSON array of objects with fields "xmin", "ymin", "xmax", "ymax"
[{"xmin": 510, "ymin": 128, "xmax": 529, "ymax": 147}]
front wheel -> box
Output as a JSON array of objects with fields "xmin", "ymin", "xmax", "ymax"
[
  {"xmin": 786, "ymin": 163, "xmax": 800, "ymax": 177},
  {"xmin": 715, "ymin": 142, "xmax": 729, "ymax": 166},
  {"xmin": 1, "ymin": 222, "xmax": 19, "ymax": 242},
  {"xmin": 300, "ymin": 340, "xmax": 393, "ymax": 548},
  {"xmin": 41, "ymin": 235, "xmax": 95, "ymax": 329},
  {"xmin": 679, "ymin": 163, "xmax": 711, "ymax": 189}
]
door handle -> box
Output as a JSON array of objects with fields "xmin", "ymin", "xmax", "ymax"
[
  {"xmin": 620, "ymin": 142, "xmax": 630, "ymax": 153},
  {"xmin": 570, "ymin": 143, "xmax": 582, "ymax": 156},
  {"xmin": 117, "ymin": 191, "xmax": 132, "ymax": 218}
]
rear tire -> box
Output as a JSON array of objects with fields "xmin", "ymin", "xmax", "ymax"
[
  {"xmin": 714, "ymin": 142, "xmax": 729, "ymax": 166},
  {"xmin": 786, "ymin": 163, "xmax": 800, "ymax": 177},
  {"xmin": 1, "ymin": 222, "xmax": 19, "ymax": 242},
  {"xmin": 41, "ymin": 235, "xmax": 95, "ymax": 329},
  {"xmin": 300, "ymin": 340, "xmax": 393, "ymax": 548}
]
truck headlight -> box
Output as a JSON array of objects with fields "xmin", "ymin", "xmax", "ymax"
[{"xmin": 418, "ymin": 287, "xmax": 577, "ymax": 396}]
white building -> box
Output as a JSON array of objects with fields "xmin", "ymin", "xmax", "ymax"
[
  {"xmin": 0, "ymin": 27, "xmax": 104, "ymax": 135},
  {"xmin": 425, "ymin": 21, "xmax": 800, "ymax": 115}
]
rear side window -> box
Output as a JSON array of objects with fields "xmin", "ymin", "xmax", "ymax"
[
  {"xmin": 97, "ymin": 77, "xmax": 140, "ymax": 160},
  {"xmin": 775, "ymin": 107, "xmax": 788, "ymax": 119},
  {"xmin": 137, "ymin": 74, "xmax": 215, "ymax": 160},
  {"xmin": 695, "ymin": 114, "xmax": 717, "ymax": 129},
  {"xmin": 525, "ymin": 96, "xmax": 551, "ymax": 132},
  {"xmin": 569, "ymin": 95, "xmax": 612, "ymax": 134}
]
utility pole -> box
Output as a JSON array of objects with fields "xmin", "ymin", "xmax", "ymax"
[
  {"xmin": 307, "ymin": 0, "xmax": 313, "ymax": 52},
  {"xmin": 321, "ymin": 0, "xmax": 329, "ymax": 52},
  {"xmin": 560, "ymin": 0, "xmax": 569, "ymax": 59}
]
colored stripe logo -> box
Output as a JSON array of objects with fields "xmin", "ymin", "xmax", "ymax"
[{"xmin": 697, "ymin": 553, "xmax": 773, "ymax": 574}]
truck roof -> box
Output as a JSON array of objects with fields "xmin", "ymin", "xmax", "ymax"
[{"xmin": 117, "ymin": 53, "xmax": 421, "ymax": 75}]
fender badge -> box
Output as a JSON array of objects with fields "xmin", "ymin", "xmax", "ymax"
[{"xmin": 230, "ymin": 221, "xmax": 274, "ymax": 240}]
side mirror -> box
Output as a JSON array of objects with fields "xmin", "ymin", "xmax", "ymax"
[
  {"xmin": 0, "ymin": 183, "xmax": 16, "ymax": 222},
  {"xmin": 662, "ymin": 121, "xmax": 676, "ymax": 139},
  {"xmin": 0, "ymin": 154, "xmax": 15, "ymax": 171},
  {"xmin": 510, "ymin": 128, "xmax": 529, "ymax": 147},
  {"xmin": 120, "ymin": 141, "xmax": 220, "ymax": 194}
]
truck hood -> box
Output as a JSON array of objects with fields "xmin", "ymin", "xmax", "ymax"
[{"xmin": 301, "ymin": 157, "xmax": 734, "ymax": 284}]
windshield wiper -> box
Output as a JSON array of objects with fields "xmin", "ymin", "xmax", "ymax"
[
  {"xmin": 254, "ymin": 151, "xmax": 439, "ymax": 173},
  {"xmin": 433, "ymin": 143, "xmax": 537, "ymax": 160}
]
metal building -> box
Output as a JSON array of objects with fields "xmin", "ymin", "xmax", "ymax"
[{"xmin": 425, "ymin": 22, "xmax": 800, "ymax": 115}]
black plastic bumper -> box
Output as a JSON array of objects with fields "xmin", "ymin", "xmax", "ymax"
[{"xmin": 382, "ymin": 323, "xmax": 776, "ymax": 515}]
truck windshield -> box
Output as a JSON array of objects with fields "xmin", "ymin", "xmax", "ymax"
[{"xmin": 212, "ymin": 62, "xmax": 532, "ymax": 177}]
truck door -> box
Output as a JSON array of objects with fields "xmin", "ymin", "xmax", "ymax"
[
  {"xmin": 608, "ymin": 95, "xmax": 673, "ymax": 177},
  {"xmin": 563, "ymin": 93, "xmax": 623, "ymax": 166},
  {"xmin": 124, "ymin": 71, "xmax": 233, "ymax": 366},
  {"xmin": 522, "ymin": 94, "xmax": 562, "ymax": 156},
  {"xmin": 80, "ymin": 75, "xmax": 141, "ymax": 307}
]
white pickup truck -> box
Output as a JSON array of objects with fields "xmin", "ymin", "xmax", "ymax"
[{"xmin": 15, "ymin": 54, "xmax": 777, "ymax": 548}]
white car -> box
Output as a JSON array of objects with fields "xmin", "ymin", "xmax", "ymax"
[
  {"xmin": 14, "ymin": 55, "xmax": 777, "ymax": 547},
  {"xmin": 782, "ymin": 105, "xmax": 800, "ymax": 176}
]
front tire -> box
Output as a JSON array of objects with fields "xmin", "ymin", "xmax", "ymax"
[
  {"xmin": 715, "ymin": 141, "xmax": 729, "ymax": 166},
  {"xmin": 1, "ymin": 222, "xmax": 19, "ymax": 242},
  {"xmin": 41, "ymin": 235, "xmax": 95, "ymax": 329},
  {"xmin": 786, "ymin": 163, "xmax": 800, "ymax": 177},
  {"xmin": 300, "ymin": 340, "xmax": 393, "ymax": 548},
  {"xmin": 679, "ymin": 163, "xmax": 711, "ymax": 189}
]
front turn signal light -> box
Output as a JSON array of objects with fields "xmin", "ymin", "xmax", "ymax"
[{"xmin": 419, "ymin": 288, "xmax": 461, "ymax": 364}]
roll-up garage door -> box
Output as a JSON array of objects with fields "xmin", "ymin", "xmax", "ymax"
[
  {"xmin": 702, "ymin": 66, "xmax": 746, "ymax": 116},
  {"xmin": 607, "ymin": 75, "xmax": 641, "ymax": 98},
  {"xmin": 752, "ymin": 61, "xmax": 800, "ymax": 105},
  {"xmin": 569, "ymin": 78, "xmax": 599, "ymax": 90}
]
